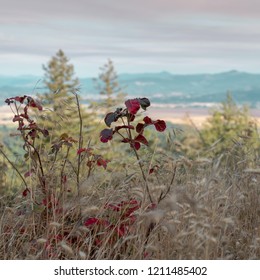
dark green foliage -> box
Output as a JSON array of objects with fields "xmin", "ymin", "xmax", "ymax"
[
  {"xmin": 200, "ymin": 93, "xmax": 259, "ymax": 160},
  {"xmin": 42, "ymin": 49, "xmax": 79, "ymax": 98},
  {"xmin": 92, "ymin": 59, "xmax": 126, "ymax": 111},
  {"xmin": 38, "ymin": 50, "xmax": 96, "ymax": 142}
]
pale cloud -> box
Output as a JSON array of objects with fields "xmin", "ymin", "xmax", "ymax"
[
  {"xmin": 2, "ymin": 0, "xmax": 260, "ymax": 22},
  {"xmin": 0, "ymin": 0, "xmax": 260, "ymax": 76}
]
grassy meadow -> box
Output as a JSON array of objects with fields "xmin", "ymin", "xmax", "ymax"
[{"xmin": 0, "ymin": 94, "xmax": 259, "ymax": 260}]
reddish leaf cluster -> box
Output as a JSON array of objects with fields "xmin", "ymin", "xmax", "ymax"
[
  {"xmin": 125, "ymin": 98, "xmax": 150, "ymax": 114},
  {"xmin": 100, "ymin": 128, "xmax": 114, "ymax": 143},
  {"xmin": 100, "ymin": 98, "xmax": 166, "ymax": 151},
  {"xmin": 5, "ymin": 95, "xmax": 43, "ymax": 111},
  {"xmin": 121, "ymin": 133, "xmax": 149, "ymax": 150},
  {"xmin": 149, "ymin": 164, "xmax": 160, "ymax": 175},
  {"xmin": 51, "ymin": 134, "xmax": 78, "ymax": 153},
  {"xmin": 125, "ymin": 99, "xmax": 140, "ymax": 114},
  {"xmin": 136, "ymin": 116, "xmax": 166, "ymax": 133},
  {"xmin": 5, "ymin": 95, "xmax": 47, "ymax": 140},
  {"xmin": 102, "ymin": 98, "xmax": 150, "ymax": 128},
  {"xmin": 77, "ymin": 147, "xmax": 110, "ymax": 169},
  {"xmin": 84, "ymin": 199, "xmax": 140, "ymax": 245}
]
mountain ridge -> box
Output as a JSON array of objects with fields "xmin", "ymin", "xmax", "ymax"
[{"xmin": 0, "ymin": 70, "xmax": 259, "ymax": 108}]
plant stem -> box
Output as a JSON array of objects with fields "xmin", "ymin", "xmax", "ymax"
[
  {"xmin": 74, "ymin": 91, "xmax": 83, "ymax": 197},
  {"xmin": 25, "ymin": 141, "xmax": 46, "ymax": 193},
  {"xmin": 0, "ymin": 148, "xmax": 28, "ymax": 188},
  {"xmin": 126, "ymin": 115, "xmax": 153, "ymax": 204}
]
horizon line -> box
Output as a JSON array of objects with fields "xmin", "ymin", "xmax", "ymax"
[{"xmin": 0, "ymin": 69, "xmax": 260, "ymax": 78}]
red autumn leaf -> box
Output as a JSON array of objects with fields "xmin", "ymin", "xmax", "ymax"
[
  {"xmin": 149, "ymin": 164, "xmax": 159, "ymax": 174},
  {"xmin": 127, "ymin": 199, "xmax": 139, "ymax": 205},
  {"xmin": 84, "ymin": 217, "xmax": 110, "ymax": 227},
  {"xmin": 12, "ymin": 115, "xmax": 23, "ymax": 122},
  {"xmin": 100, "ymin": 128, "xmax": 113, "ymax": 143},
  {"xmin": 136, "ymin": 123, "xmax": 145, "ymax": 134},
  {"xmin": 15, "ymin": 95, "xmax": 27, "ymax": 103},
  {"xmin": 134, "ymin": 134, "xmax": 149, "ymax": 146},
  {"xmin": 77, "ymin": 148, "xmax": 87, "ymax": 155},
  {"xmin": 149, "ymin": 168, "xmax": 154, "ymax": 174},
  {"xmin": 28, "ymin": 129, "xmax": 37, "ymax": 139},
  {"xmin": 154, "ymin": 120, "xmax": 166, "ymax": 132},
  {"xmin": 128, "ymin": 114, "xmax": 135, "ymax": 122},
  {"xmin": 143, "ymin": 116, "xmax": 153, "ymax": 124},
  {"xmin": 124, "ymin": 139, "xmax": 140, "ymax": 150},
  {"xmin": 133, "ymin": 141, "xmax": 141, "ymax": 150},
  {"xmin": 22, "ymin": 188, "xmax": 30, "ymax": 197},
  {"xmin": 96, "ymin": 157, "xmax": 110, "ymax": 169},
  {"xmin": 27, "ymin": 97, "xmax": 43, "ymax": 111},
  {"xmin": 125, "ymin": 99, "xmax": 140, "ymax": 115},
  {"xmin": 105, "ymin": 200, "xmax": 139, "ymax": 215},
  {"xmin": 84, "ymin": 217, "xmax": 99, "ymax": 227},
  {"xmin": 116, "ymin": 225, "xmax": 127, "ymax": 237}
]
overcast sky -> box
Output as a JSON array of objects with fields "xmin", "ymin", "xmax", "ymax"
[{"xmin": 1, "ymin": 0, "xmax": 260, "ymax": 77}]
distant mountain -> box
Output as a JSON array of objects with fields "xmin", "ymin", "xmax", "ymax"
[{"xmin": 0, "ymin": 70, "xmax": 259, "ymax": 108}]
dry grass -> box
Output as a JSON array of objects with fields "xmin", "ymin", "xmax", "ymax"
[
  {"xmin": 0, "ymin": 96, "xmax": 259, "ymax": 260},
  {"xmin": 0, "ymin": 149, "xmax": 259, "ymax": 260}
]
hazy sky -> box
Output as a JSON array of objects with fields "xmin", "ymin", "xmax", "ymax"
[{"xmin": 1, "ymin": 0, "xmax": 260, "ymax": 77}]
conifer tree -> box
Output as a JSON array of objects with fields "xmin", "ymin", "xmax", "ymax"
[
  {"xmin": 201, "ymin": 93, "xmax": 259, "ymax": 157},
  {"xmin": 43, "ymin": 49, "xmax": 79, "ymax": 101},
  {"xmin": 93, "ymin": 59, "xmax": 126, "ymax": 112},
  {"xmin": 38, "ymin": 50, "xmax": 94, "ymax": 142}
]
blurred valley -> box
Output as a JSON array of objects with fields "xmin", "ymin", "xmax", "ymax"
[{"xmin": 0, "ymin": 70, "xmax": 259, "ymax": 108}]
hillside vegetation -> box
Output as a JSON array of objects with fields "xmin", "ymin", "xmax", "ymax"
[
  {"xmin": 0, "ymin": 93, "xmax": 259, "ymax": 260},
  {"xmin": 0, "ymin": 52, "xmax": 259, "ymax": 260}
]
